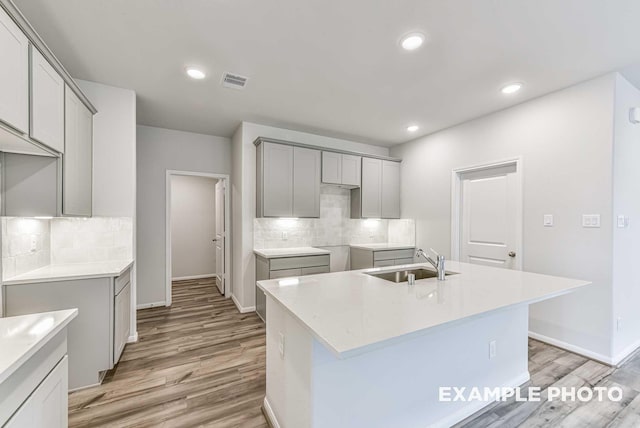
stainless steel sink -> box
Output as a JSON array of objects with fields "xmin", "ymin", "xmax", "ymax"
[{"xmin": 366, "ymin": 268, "xmax": 457, "ymax": 283}]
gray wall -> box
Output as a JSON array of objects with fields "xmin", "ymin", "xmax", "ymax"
[
  {"xmin": 170, "ymin": 175, "xmax": 217, "ymax": 279},
  {"xmin": 137, "ymin": 125, "xmax": 231, "ymax": 306},
  {"xmin": 390, "ymin": 74, "xmax": 616, "ymax": 360}
]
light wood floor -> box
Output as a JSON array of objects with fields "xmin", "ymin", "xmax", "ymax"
[
  {"xmin": 68, "ymin": 278, "xmax": 640, "ymax": 427},
  {"xmin": 68, "ymin": 278, "xmax": 267, "ymax": 427}
]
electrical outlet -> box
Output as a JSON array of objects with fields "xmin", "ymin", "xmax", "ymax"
[
  {"xmin": 282, "ymin": 231, "xmax": 288, "ymax": 241},
  {"xmin": 617, "ymin": 215, "xmax": 630, "ymax": 228},
  {"xmin": 582, "ymin": 214, "xmax": 601, "ymax": 228},
  {"xmin": 489, "ymin": 340, "xmax": 497, "ymax": 360},
  {"xmin": 617, "ymin": 317, "xmax": 623, "ymax": 332},
  {"xmin": 543, "ymin": 214, "xmax": 554, "ymax": 227},
  {"xmin": 30, "ymin": 235, "xmax": 37, "ymax": 253},
  {"xmin": 279, "ymin": 332, "xmax": 285, "ymax": 358}
]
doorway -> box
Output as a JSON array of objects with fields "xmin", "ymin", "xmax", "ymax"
[
  {"xmin": 451, "ymin": 158, "xmax": 523, "ymax": 270},
  {"xmin": 165, "ymin": 170, "xmax": 230, "ymax": 306}
]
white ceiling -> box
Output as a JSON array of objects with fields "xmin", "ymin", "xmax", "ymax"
[{"xmin": 14, "ymin": 0, "xmax": 640, "ymax": 146}]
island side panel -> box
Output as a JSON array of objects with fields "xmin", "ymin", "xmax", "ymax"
[
  {"xmin": 265, "ymin": 296, "xmax": 314, "ymax": 428},
  {"xmin": 4, "ymin": 278, "xmax": 112, "ymax": 390},
  {"xmin": 310, "ymin": 305, "xmax": 529, "ymax": 428}
]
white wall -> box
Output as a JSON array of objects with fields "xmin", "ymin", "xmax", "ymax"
[
  {"xmin": 390, "ymin": 75, "xmax": 616, "ymax": 361},
  {"xmin": 170, "ymin": 175, "xmax": 217, "ymax": 279},
  {"xmin": 137, "ymin": 125, "xmax": 231, "ymax": 306},
  {"xmin": 232, "ymin": 122, "xmax": 390, "ymax": 311},
  {"xmin": 612, "ymin": 73, "xmax": 640, "ymax": 362},
  {"xmin": 77, "ymin": 79, "xmax": 138, "ymax": 340}
]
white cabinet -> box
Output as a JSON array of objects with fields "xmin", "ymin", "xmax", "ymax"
[
  {"xmin": 322, "ymin": 152, "xmax": 361, "ymax": 187},
  {"xmin": 256, "ymin": 140, "xmax": 321, "ymax": 218},
  {"xmin": 63, "ymin": 86, "xmax": 93, "ymax": 216},
  {"xmin": 114, "ymin": 281, "xmax": 131, "ymax": 363},
  {"xmin": 5, "ymin": 357, "xmax": 68, "ymax": 428},
  {"xmin": 293, "ymin": 147, "xmax": 321, "ymax": 217},
  {"xmin": 0, "ymin": 7, "xmax": 29, "ymax": 133},
  {"xmin": 381, "ymin": 160, "xmax": 400, "ymax": 219},
  {"xmin": 30, "ymin": 47, "xmax": 64, "ymax": 153},
  {"xmin": 351, "ymin": 158, "xmax": 401, "ymax": 219}
]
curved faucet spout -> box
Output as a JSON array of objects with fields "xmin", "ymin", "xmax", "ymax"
[{"xmin": 416, "ymin": 248, "xmax": 446, "ymax": 281}]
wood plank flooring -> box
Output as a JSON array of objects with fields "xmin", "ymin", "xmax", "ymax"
[
  {"xmin": 68, "ymin": 278, "xmax": 640, "ymax": 427},
  {"xmin": 68, "ymin": 278, "xmax": 268, "ymax": 428}
]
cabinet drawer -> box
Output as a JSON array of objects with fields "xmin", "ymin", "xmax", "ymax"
[
  {"xmin": 301, "ymin": 265, "xmax": 330, "ymax": 275},
  {"xmin": 115, "ymin": 268, "xmax": 131, "ymax": 296},
  {"xmin": 269, "ymin": 268, "xmax": 301, "ymax": 279},
  {"xmin": 373, "ymin": 249, "xmax": 414, "ymax": 261},
  {"xmin": 394, "ymin": 257, "xmax": 415, "ymax": 265},
  {"xmin": 269, "ymin": 255, "xmax": 330, "ymax": 271},
  {"xmin": 373, "ymin": 259, "xmax": 396, "ymax": 268}
]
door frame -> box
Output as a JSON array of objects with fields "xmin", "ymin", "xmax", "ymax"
[
  {"xmin": 450, "ymin": 157, "xmax": 524, "ymax": 270},
  {"xmin": 165, "ymin": 170, "xmax": 231, "ymax": 306}
]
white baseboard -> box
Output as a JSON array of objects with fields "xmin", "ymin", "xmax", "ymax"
[
  {"xmin": 612, "ymin": 338, "xmax": 640, "ymax": 366},
  {"xmin": 171, "ymin": 274, "xmax": 217, "ymax": 281},
  {"xmin": 262, "ymin": 397, "xmax": 281, "ymax": 428},
  {"xmin": 137, "ymin": 301, "xmax": 166, "ymax": 310},
  {"xmin": 528, "ymin": 331, "xmax": 614, "ymax": 365},
  {"xmin": 232, "ymin": 294, "xmax": 256, "ymax": 314},
  {"xmin": 434, "ymin": 371, "xmax": 531, "ymax": 428},
  {"xmin": 127, "ymin": 332, "xmax": 139, "ymax": 343}
]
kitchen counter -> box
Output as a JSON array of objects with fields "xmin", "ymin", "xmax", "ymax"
[
  {"xmin": 254, "ymin": 247, "xmax": 330, "ymax": 259},
  {"xmin": 3, "ymin": 260, "xmax": 134, "ymax": 286},
  {"xmin": 0, "ymin": 309, "xmax": 77, "ymax": 385},
  {"xmin": 257, "ymin": 261, "xmax": 590, "ymax": 358},
  {"xmin": 349, "ymin": 243, "xmax": 415, "ymax": 251}
]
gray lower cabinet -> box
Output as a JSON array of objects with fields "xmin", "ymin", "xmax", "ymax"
[
  {"xmin": 256, "ymin": 140, "xmax": 321, "ymax": 218},
  {"xmin": 4, "ymin": 267, "xmax": 132, "ymax": 390},
  {"xmin": 255, "ymin": 254, "xmax": 330, "ymax": 321},
  {"xmin": 350, "ymin": 247, "xmax": 415, "ymax": 270}
]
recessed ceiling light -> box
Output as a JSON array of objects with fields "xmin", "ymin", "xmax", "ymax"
[
  {"xmin": 186, "ymin": 67, "xmax": 206, "ymax": 80},
  {"xmin": 501, "ymin": 83, "xmax": 523, "ymax": 94},
  {"xmin": 400, "ymin": 33, "xmax": 425, "ymax": 51},
  {"xmin": 407, "ymin": 125, "xmax": 419, "ymax": 132}
]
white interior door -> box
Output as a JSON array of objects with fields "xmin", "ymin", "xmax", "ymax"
[
  {"xmin": 460, "ymin": 164, "xmax": 520, "ymax": 269},
  {"xmin": 214, "ymin": 180, "xmax": 225, "ymax": 294}
]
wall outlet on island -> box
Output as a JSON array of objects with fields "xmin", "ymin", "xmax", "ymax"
[
  {"xmin": 282, "ymin": 231, "xmax": 288, "ymax": 241},
  {"xmin": 489, "ymin": 340, "xmax": 497, "ymax": 360},
  {"xmin": 30, "ymin": 235, "xmax": 37, "ymax": 252}
]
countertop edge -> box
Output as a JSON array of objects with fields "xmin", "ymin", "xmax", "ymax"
[
  {"xmin": 0, "ymin": 309, "xmax": 78, "ymax": 385},
  {"xmin": 253, "ymin": 248, "xmax": 331, "ymax": 258},
  {"xmin": 2, "ymin": 260, "xmax": 134, "ymax": 286}
]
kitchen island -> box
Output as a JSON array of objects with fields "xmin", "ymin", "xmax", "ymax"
[{"xmin": 257, "ymin": 261, "xmax": 590, "ymax": 428}]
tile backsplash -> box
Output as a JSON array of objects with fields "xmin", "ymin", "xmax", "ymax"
[
  {"xmin": 2, "ymin": 218, "xmax": 51, "ymax": 279},
  {"xmin": 1, "ymin": 216, "xmax": 133, "ymax": 280},
  {"xmin": 254, "ymin": 186, "xmax": 415, "ymax": 249}
]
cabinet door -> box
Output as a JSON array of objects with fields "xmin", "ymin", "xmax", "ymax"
[
  {"xmin": 63, "ymin": 86, "xmax": 93, "ymax": 216},
  {"xmin": 361, "ymin": 157, "xmax": 382, "ymax": 218},
  {"xmin": 30, "ymin": 47, "xmax": 64, "ymax": 152},
  {"xmin": 381, "ymin": 160, "xmax": 400, "ymax": 218},
  {"xmin": 0, "ymin": 8, "xmax": 29, "ymax": 133},
  {"xmin": 341, "ymin": 154, "xmax": 361, "ymax": 186},
  {"xmin": 114, "ymin": 282, "xmax": 131, "ymax": 363},
  {"xmin": 262, "ymin": 143, "xmax": 293, "ymax": 217},
  {"xmin": 5, "ymin": 356, "xmax": 68, "ymax": 428},
  {"xmin": 293, "ymin": 147, "xmax": 321, "ymax": 217},
  {"xmin": 321, "ymin": 151, "xmax": 341, "ymax": 184}
]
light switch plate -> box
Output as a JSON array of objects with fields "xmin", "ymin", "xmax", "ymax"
[
  {"xmin": 582, "ymin": 214, "xmax": 600, "ymax": 228},
  {"xmin": 617, "ymin": 215, "xmax": 630, "ymax": 228},
  {"xmin": 543, "ymin": 214, "xmax": 554, "ymax": 227}
]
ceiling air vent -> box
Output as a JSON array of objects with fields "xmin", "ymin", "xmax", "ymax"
[{"xmin": 221, "ymin": 72, "xmax": 248, "ymax": 90}]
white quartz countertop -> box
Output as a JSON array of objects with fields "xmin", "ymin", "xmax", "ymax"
[
  {"xmin": 254, "ymin": 247, "xmax": 331, "ymax": 259},
  {"xmin": 0, "ymin": 309, "xmax": 77, "ymax": 385},
  {"xmin": 3, "ymin": 260, "xmax": 134, "ymax": 286},
  {"xmin": 349, "ymin": 243, "xmax": 415, "ymax": 251},
  {"xmin": 257, "ymin": 261, "xmax": 591, "ymax": 358}
]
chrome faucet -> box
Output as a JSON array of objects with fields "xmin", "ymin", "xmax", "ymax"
[{"xmin": 416, "ymin": 248, "xmax": 446, "ymax": 280}]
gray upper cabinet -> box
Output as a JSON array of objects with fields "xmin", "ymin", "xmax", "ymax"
[
  {"xmin": 2, "ymin": 153, "xmax": 58, "ymax": 217},
  {"xmin": 256, "ymin": 140, "xmax": 321, "ymax": 218},
  {"xmin": 293, "ymin": 147, "xmax": 321, "ymax": 217},
  {"xmin": 30, "ymin": 47, "xmax": 65, "ymax": 153},
  {"xmin": 63, "ymin": 86, "xmax": 93, "ymax": 216},
  {"xmin": 360, "ymin": 157, "xmax": 382, "ymax": 218},
  {"xmin": 321, "ymin": 152, "xmax": 361, "ymax": 187},
  {"xmin": 381, "ymin": 160, "xmax": 400, "ymax": 219},
  {"xmin": 0, "ymin": 7, "xmax": 29, "ymax": 134}
]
